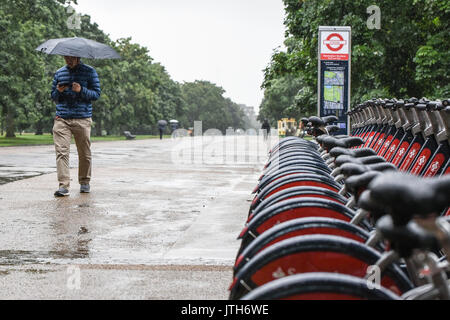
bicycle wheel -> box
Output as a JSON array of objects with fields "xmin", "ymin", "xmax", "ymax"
[
  {"xmin": 239, "ymin": 197, "xmax": 371, "ymax": 251},
  {"xmin": 235, "ymin": 217, "xmax": 382, "ymax": 275},
  {"xmin": 229, "ymin": 235, "xmax": 412, "ymax": 299},
  {"xmin": 240, "ymin": 272, "xmax": 400, "ymax": 300},
  {"xmin": 249, "ymin": 186, "xmax": 347, "ymax": 219},
  {"xmin": 255, "ymin": 166, "xmax": 333, "ymax": 193},
  {"xmin": 251, "ymin": 174, "xmax": 341, "ymax": 209}
]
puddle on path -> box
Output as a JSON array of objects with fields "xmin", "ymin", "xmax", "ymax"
[
  {"xmin": 0, "ymin": 172, "xmax": 47, "ymax": 185},
  {"xmin": 0, "ymin": 249, "xmax": 89, "ymax": 265}
]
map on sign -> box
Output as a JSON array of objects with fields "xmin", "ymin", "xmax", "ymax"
[{"xmin": 324, "ymin": 71, "xmax": 344, "ymax": 110}]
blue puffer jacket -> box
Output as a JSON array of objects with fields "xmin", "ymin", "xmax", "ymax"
[{"xmin": 51, "ymin": 62, "xmax": 101, "ymax": 119}]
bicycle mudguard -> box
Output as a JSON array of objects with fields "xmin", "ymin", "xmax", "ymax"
[
  {"xmin": 264, "ymin": 155, "xmax": 327, "ymax": 172},
  {"xmin": 239, "ymin": 198, "xmax": 371, "ymax": 247},
  {"xmin": 269, "ymin": 143, "xmax": 320, "ymax": 156},
  {"xmin": 370, "ymin": 131, "xmax": 386, "ymax": 151},
  {"xmin": 249, "ymin": 186, "xmax": 346, "ymax": 215},
  {"xmin": 267, "ymin": 152, "xmax": 322, "ymax": 167},
  {"xmin": 398, "ymin": 136, "xmax": 425, "ymax": 171},
  {"xmin": 229, "ymin": 235, "xmax": 413, "ymax": 299},
  {"xmin": 270, "ymin": 140, "xmax": 317, "ymax": 155},
  {"xmin": 262, "ymin": 160, "xmax": 331, "ymax": 178},
  {"xmin": 240, "ymin": 273, "xmax": 400, "ymax": 300},
  {"xmin": 252, "ymin": 174, "xmax": 341, "ymax": 207},
  {"xmin": 409, "ymin": 137, "xmax": 438, "ymax": 175},
  {"xmin": 362, "ymin": 130, "xmax": 378, "ymax": 149},
  {"xmin": 441, "ymin": 158, "xmax": 450, "ymax": 176},
  {"xmin": 261, "ymin": 162, "xmax": 331, "ymax": 177},
  {"xmin": 265, "ymin": 153, "xmax": 324, "ymax": 169},
  {"xmin": 377, "ymin": 132, "xmax": 396, "ymax": 157},
  {"xmin": 268, "ymin": 150, "xmax": 327, "ymax": 162},
  {"xmin": 383, "ymin": 134, "xmax": 402, "ymax": 161},
  {"xmin": 422, "ymin": 142, "xmax": 450, "ymax": 177},
  {"xmin": 256, "ymin": 166, "xmax": 333, "ymax": 192},
  {"xmin": 373, "ymin": 132, "xmax": 388, "ymax": 154},
  {"xmin": 260, "ymin": 159, "xmax": 332, "ymax": 178},
  {"xmin": 234, "ymin": 217, "xmax": 381, "ymax": 275},
  {"xmin": 267, "ymin": 148, "xmax": 323, "ymax": 163},
  {"xmin": 271, "ymin": 140, "xmax": 318, "ymax": 151}
]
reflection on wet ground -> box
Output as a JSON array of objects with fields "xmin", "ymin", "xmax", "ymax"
[
  {"xmin": 0, "ymin": 172, "xmax": 46, "ymax": 185},
  {"xmin": 0, "ymin": 249, "xmax": 89, "ymax": 265},
  {"xmin": 0, "ymin": 148, "xmax": 56, "ymax": 185},
  {"xmin": 0, "ymin": 137, "xmax": 266, "ymax": 298}
]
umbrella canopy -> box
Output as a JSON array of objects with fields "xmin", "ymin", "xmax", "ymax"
[
  {"xmin": 169, "ymin": 119, "xmax": 179, "ymax": 130},
  {"xmin": 158, "ymin": 120, "xmax": 168, "ymax": 126},
  {"xmin": 36, "ymin": 37, "xmax": 121, "ymax": 59}
]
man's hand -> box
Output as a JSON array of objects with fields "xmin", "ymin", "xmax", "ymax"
[
  {"xmin": 72, "ymin": 82, "xmax": 81, "ymax": 93},
  {"xmin": 57, "ymin": 83, "xmax": 68, "ymax": 93}
]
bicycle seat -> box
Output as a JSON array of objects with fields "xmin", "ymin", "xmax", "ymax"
[
  {"xmin": 329, "ymin": 147, "xmax": 377, "ymax": 158},
  {"xmin": 357, "ymin": 190, "xmax": 385, "ymax": 218},
  {"xmin": 340, "ymin": 162, "xmax": 397, "ymax": 178},
  {"xmin": 335, "ymin": 155, "xmax": 386, "ymax": 167},
  {"xmin": 317, "ymin": 129, "xmax": 329, "ymax": 137},
  {"xmin": 376, "ymin": 215, "xmax": 440, "ymax": 258},
  {"xmin": 316, "ymin": 134, "xmax": 329, "ymax": 144},
  {"xmin": 368, "ymin": 173, "xmax": 450, "ymax": 225},
  {"xmin": 326, "ymin": 125, "xmax": 340, "ymax": 134},
  {"xmin": 308, "ymin": 116, "xmax": 325, "ymax": 127},
  {"xmin": 322, "ymin": 115, "xmax": 338, "ymax": 124},
  {"xmin": 300, "ymin": 118, "xmax": 309, "ymax": 125},
  {"xmin": 345, "ymin": 171, "xmax": 382, "ymax": 195},
  {"xmin": 321, "ymin": 136, "xmax": 364, "ymax": 150}
]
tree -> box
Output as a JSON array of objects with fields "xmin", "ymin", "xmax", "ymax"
[
  {"xmin": 260, "ymin": 0, "xmax": 450, "ymax": 123},
  {"xmin": 0, "ymin": 0, "xmax": 249, "ymax": 137},
  {"xmin": 181, "ymin": 81, "xmax": 245, "ymax": 133}
]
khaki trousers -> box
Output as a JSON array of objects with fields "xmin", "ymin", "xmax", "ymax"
[{"xmin": 52, "ymin": 117, "xmax": 92, "ymax": 189}]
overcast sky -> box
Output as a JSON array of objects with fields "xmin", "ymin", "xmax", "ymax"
[{"xmin": 73, "ymin": 0, "xmax": 286, "ymax": 113}]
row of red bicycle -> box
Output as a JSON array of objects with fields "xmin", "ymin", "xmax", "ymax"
[{"xmin": 228, "ymin": 97, "xmax": 450, "ymax": 300}]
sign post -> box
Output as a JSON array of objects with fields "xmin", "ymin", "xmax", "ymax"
[{"xmin": 318, "ymin": 26, "xmax": 351, "ymax": 135}]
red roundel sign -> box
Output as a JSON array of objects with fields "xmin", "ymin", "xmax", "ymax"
[
  {"xmin": 320, "ymin": 30, "xmax": 349, "ymax": 60},
  {"xmin": 324, "ymin": 33, "xmax": 345, "ymax": 52}
]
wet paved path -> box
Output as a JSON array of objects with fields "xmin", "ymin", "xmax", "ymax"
[{"xmin": 0, "ymin": 136, "xmax": 271, "ymax": 299}]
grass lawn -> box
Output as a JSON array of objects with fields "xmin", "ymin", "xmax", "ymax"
[{"xmin": 0, "ymin": 133, "xmax": 170, "ymax": 147}]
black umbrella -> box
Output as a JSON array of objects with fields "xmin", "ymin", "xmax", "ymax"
[
  {"xmin": 158, "ymin": 120, "xmax": 168, "ymax": 126},
  {"xmin": 36, "ymin": 37, "xmax": 121, "ymax": 59}
]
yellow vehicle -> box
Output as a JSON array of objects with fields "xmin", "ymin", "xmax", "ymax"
[{"xmin": 277, "ymin": 118, "xmax": 297, "ymax": 137}]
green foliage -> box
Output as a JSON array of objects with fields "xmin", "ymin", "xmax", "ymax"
[
  {"xmin": 180, "ymin": 81, "xmax": 246, "ymax": 133},
  {"xmin": 0, "ymin": 0, "xmax": 248, "ymax": 137},
  {"xmin": 259, "ymin": 0, "xmax": 450, "ymax": 123}
]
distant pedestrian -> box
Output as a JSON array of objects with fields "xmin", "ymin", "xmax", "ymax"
[
  {"xmin": 261, "ymin": 119, "xmax": 271, "ymax": 140},
  {"xmin": 51, "ymin": 56, "xmax": 101, "ymax": 197},
  {"xmin": 158, "ymin": 120, "xmax": 168, "ymax": 140}
]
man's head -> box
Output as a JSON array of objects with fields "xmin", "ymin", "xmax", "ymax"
[{"xmin": 64, "ymin": 56, "xmax": 81, "ymax": 69}]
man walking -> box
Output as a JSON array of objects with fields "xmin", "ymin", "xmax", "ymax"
[
  {"xmin": 51, "ymin": 56, "xmax": 101, "ymax": 197},
  {"xmin": 261, "ymin": 119, "xmax": 271, "ymax": 141},
  {"xmin": 158, "ymin": 120, "xmax": 167, "ymax": 140}
]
